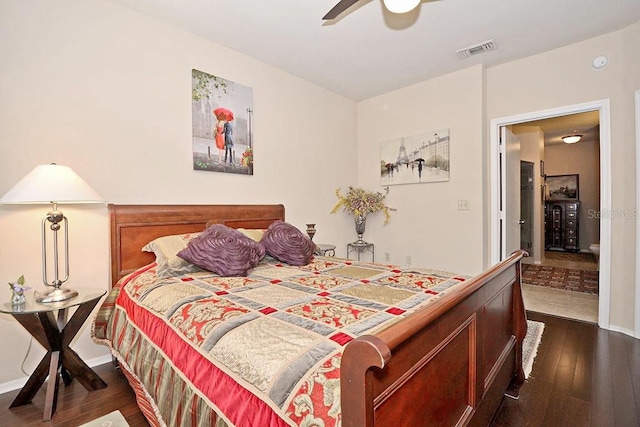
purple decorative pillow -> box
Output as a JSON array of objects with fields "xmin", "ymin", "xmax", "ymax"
[
  {"xmin": 177, "ymin": 224, "xmax": 265, "ymax": 276},
  {"xmin": 261, "ymin": 221, "xmax": 315, "ymax": 266}
]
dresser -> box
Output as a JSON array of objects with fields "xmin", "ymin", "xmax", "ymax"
[{"xmin": 545, "ymin": 200, "xmax": 580, "ymax": 252}]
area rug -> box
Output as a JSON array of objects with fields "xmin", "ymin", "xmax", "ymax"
[
  {"xmin": 79, "ymin": 410, "xmax": 130, "ymax": 427},
  {"xmin": 521, "ymin": 264, "xmax": 599, "ymax": 294},
  {"xmin": 523, "ymin": 320, "xmax": 545, "ymax": 379}
]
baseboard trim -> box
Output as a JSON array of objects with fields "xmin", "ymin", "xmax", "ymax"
[
  {"xmin": 605, "ymin": 324, "xmax": 637, "ymax": 339},
  {"xmin": 0, "ymin": 354, "xmax": 113, "ymax": 395}
]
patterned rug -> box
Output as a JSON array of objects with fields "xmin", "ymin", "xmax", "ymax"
[{"xmin": 522, "ymin": 264, "xmax": 599, "ymax": 294}]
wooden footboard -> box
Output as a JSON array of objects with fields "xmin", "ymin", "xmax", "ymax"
[{"xmin": 341, "ymin": 250, "xmax": 527, "ymax": 427}]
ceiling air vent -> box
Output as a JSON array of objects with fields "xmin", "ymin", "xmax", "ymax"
[{"xmin": 455, "ymin": 39, "xmax": 497, "ymax": 59}]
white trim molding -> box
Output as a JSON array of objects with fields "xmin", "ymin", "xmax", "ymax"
[
  {"xmin": 635, "ymin": 90, "xmax": 640, "ymax": 339},
  {"xmin": 0, "ymin": 354, "xmax": 112, "ymax": 394},
  {"xmin": 489, "ymin": 99, "xmax": 612, "ymax": 331}
]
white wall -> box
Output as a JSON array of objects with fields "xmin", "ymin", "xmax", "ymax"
[
  {"xmin": 545, "ymin": 139, "xmax": 601, "ymax": 251},
  {"xmin": 486, "ymin": 22, "xmax": 640, "ymax": 332},
  {"xmin": 357, "ymin": 66, "xmax": 485, "ymax": 275},
  {"xmin": 1, "ymin": 0, "xmax": 638, "ymax": 391},
  {"xmin": 356, "ymin": 22, "xmax": 640, "ymax": 333},
  {"xmin": 0, "ymin": 0, "xmax": 358, "ymax": 386}
]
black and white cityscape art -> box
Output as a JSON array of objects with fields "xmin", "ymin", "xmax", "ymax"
[{"xmin": 380, "ymin": 129, "xmax": 450, "ymax": 186}]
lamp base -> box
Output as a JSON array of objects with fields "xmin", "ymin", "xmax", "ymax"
[{"xmin": 36, "ymin": 287, "xmax": 79, "ymax": 303}]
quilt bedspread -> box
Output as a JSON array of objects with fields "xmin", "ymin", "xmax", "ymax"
[{"xmin": 93, "ymin": 256, "xmax": 467, "ymax": 427}]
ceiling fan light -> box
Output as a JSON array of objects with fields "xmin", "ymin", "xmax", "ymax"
[
  {"xmin": 383, "ymin": 0, "xmax": 421, "ymax": 14},
  {"xmin": 562, "ymin": 135, "xmax": 582, "ymax": 144}
]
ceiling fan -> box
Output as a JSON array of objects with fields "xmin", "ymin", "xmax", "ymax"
[{"xmin": 323, "ymin": 0, "xmax": 421, "ymax": 20}]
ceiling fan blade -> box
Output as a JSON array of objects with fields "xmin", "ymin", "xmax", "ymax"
[{"xmin": 322, "ymin": 0, "xmax": 361, "ymax": 20}]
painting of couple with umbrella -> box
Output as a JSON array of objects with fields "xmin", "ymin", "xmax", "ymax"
[
  {"xmin": 191, "ymin": 69, "xmax": 254, "ymax": 175},
  {"xmin": 380, "ymin": 129, "xmax": 450, "ymax": 185}
]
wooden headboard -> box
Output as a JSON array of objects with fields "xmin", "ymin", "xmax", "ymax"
[{"xmin": 108, "ymin": 204, "xmax": 285, "ymax": 287}]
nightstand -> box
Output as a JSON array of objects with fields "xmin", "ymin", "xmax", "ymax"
[
  {"xmin": 0, "ymin": 288, "xmax": 107, "ymax": 421},
  {"xmin": 347, "ymin": 241, "xmax": 375, "ymax": 262},
  {"xmin": 315, "ymin": 244, "xmax": 336, "ymax": 257}
]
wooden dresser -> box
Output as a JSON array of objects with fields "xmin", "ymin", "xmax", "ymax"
[{"xmin": 545, "ymin": 200, "xmax": 580, "ymax": 252}]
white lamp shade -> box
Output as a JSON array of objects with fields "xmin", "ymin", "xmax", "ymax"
[
  {"xmin": 0, "ymin": 163, "xmax": 103, "ymax": 204},
  {"xmin": 383, "ymin": 0, "xmax": 421, "ymax": 14}
]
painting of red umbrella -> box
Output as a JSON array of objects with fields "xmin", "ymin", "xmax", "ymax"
[
  {"xmin": 213, "ymin": 107, "xmax": 234, "ymax": 121},
  {"xmin": 192, "ymin": 69, "xmax": 253, "ymax": 175}
]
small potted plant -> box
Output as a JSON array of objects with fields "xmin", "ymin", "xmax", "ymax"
[{"xmin": 9, "ymin": 275, "xmax": 29, "ymax": 306}]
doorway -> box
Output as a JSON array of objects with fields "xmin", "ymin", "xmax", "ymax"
[{"xmin": 490, "ymin": 99, "xmax": 611, "ymax": 330}]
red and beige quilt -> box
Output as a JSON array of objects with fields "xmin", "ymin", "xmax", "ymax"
[{"xmin": 93, "ymin": 256, "xmax": 467, "ymax": 427}]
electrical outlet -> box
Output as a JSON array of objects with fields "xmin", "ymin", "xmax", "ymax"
[
  {"xmin": 457, "ymin": 199, "xmax": 470, "ymax": 210},
  {"xmin": 406, "ymin": 255, "xmax": 412, "ymax": 267},
  {"xmin": 385, "ymin": 252, "xmax": 391, "ymax": 262}
]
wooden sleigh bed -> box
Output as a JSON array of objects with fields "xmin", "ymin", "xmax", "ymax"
[{"xmin": 93, "ymin": 204, "xmax": 527, "ymax": 427}]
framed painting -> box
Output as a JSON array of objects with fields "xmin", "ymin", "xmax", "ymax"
[
  {"xmin": 380, "ymin": 129, "xmax": 450, "ymax": 186},
  {"xmin": 546, "ymin": 174, "xmax": 579, "ymax": 200},
  {"xmin": 191, "ymin": 69, "xmax": 254, "ymax": 175}
]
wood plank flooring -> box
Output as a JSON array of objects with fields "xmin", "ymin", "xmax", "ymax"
[
  {"xmin": 0, "ymin": 312, "xmax": 638, "ymax": 426},
  {"xmin": 491, "ymin": 312, "xmax": 640, "ymax": 427},
  {"xmin": 0, "ymin": 363, "xmax": 149, "ymax": 427}
]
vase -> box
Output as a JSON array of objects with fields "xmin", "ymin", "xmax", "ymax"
[
  {"xmin": 11, "ymin": 290, "xmax": 25, "ymax": 306},
  {"xmin": 354, "ymin": 215, "xmax": 367, "ymax": 243},
  {"xmin": 306, "ymin": 223, "xmax": 316, "ymax": 241}
]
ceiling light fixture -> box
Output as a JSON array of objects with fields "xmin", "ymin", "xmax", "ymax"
[
  {"xmin": 562, "ymin": 135, "xmax": 582, "ymax": 144},
  {"xmin": 383, "ymin": 0, "xmax": 421, "ymax": 14}
]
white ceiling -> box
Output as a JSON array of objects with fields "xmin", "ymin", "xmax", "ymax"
[{"xmin": 107, "ymin": 0, "xmax": 640, "ymax": 101}]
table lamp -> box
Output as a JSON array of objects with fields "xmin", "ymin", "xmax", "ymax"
[{"xmin": 0, "ymin": 163, "xmax": 103, "ymax": 303}]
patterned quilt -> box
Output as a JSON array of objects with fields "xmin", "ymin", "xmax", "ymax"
[{"xmin": 93, "ymin": 256, "xmax": 467, "ymax": 427}]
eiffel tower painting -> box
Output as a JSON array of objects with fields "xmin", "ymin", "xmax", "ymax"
[
  {"xmin": 396, "ymin": 141, "xmax": 410, "ymax": 165},
  {"xmin": 380, "ymin": 129, "xmax": 450, "ymax": 186}
]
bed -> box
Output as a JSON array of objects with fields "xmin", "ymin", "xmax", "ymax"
[{"xmin": 92, "ymin": 204, "xmax": 527, "ymax": 427}]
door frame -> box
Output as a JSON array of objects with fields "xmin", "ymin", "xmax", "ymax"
[
  {"xmin": 489, "ymin": 99, "xmax": 611, "ymax": 330},
  {"xmin": 635, "ymin": 90, "xmax": 640, "ymax": 338}
]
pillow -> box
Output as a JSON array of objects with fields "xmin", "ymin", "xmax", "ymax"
[
  {"xmin": 260, "ymin": 221, "xmax": 315, "ymax": 266},
  {"xmin": 142, "ymin": 232, "xmax": 203, "ymax": 278},
  {"xmin": 237, "ymin": 228, "xmax": 265, "ymax": 242},
  {"xmin": 177, "ymin": 224, "xmax": 266, "ymax": 276}
]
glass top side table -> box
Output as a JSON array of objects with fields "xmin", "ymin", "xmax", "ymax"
[
  {"xmin": 0, "ymin": 287, "xmax": 108, "ymax": 421},
  {"xmin": 347, "ymin": 241, "xmax": 375, "ymax": 262}
]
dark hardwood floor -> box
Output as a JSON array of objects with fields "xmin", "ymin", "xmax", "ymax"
[
  {"xmin": 0, "ymin": 363, "xmax": 149, "ymax": 427},
  {"xmin": 0, "ymin": 312, "xmax": 638, "ymax": 426},
  {"xmin": 491, "ymin": 312, "xmax": 640, "ymax": 427}
]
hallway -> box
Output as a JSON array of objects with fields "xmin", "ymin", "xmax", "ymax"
[{"xmin": 522, "ymin": 251, "xmax": 599, "ymax": 323}]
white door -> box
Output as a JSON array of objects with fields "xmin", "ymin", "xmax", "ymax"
[{"xmin": 501, "ymin": 126, "xmax": 521, "ymax": 259}]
